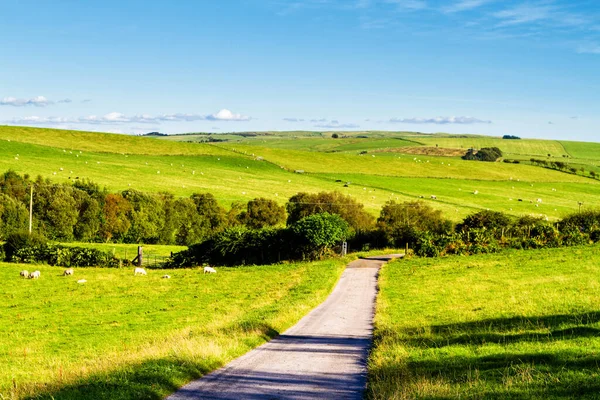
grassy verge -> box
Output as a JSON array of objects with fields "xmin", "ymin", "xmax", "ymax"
[
  {"xmin": 1, "ymin": 257, "xmax": 349, "ymax": 399},
  {"xmin": 367, "ymin": 245, "xmax": 600, "ymax": 399}
]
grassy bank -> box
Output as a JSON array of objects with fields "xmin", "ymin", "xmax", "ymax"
[
  {"xmin": 1, "ymin": 258, "xmax": 348, "ymax": 399},
  {"xmin": 367, "ymin": 245, "xmax": 600, "ymax": 399}
]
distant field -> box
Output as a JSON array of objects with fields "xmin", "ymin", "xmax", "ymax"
[
  {"xmin": 0, "ymin": 258, "xmax": 347, "ymax": 399},
  {"xmin": 1, "ymin": 126, "xmax": 598, "ymax": 219},
  {"xmin": 561, "ymin": 140, "xmax": 600, "ymax": 161},
  {"xmin": 416, "ymin": 137, "xmax": 569, "ymax": 157},
  {"xmin": 219, "ymin": 144, "xmax": 593, "ymax": 183},
  {"xmin": 0, "ymin": 126, "xmax": 231, "ymax": 156},
  {"xmin": 368, "ymin": 245, "xmax": 600, "ymax": 399}
]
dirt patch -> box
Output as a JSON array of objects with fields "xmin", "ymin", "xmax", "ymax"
[{"xmin": 374, "ymin": 146, "xmax": 466, "ymax": 157}]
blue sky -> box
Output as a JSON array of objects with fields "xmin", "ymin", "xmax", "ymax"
[{"xmin": 0, "ymin": 0, "xmax": 598, "ymax": 140}]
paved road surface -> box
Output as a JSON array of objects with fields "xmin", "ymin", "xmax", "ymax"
[{"xmin": 167, "ymin": 255, "xmax": 402, "ymax": 400}]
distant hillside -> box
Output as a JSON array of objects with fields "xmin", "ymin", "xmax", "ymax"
[{"xmin": 1, "ymin": 125, "xmax": 599, "ymax": 220}]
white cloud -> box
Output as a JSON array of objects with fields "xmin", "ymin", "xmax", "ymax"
[
  {"xmin": 4, "ymin": 109, "xmax": 252, "ymax": 126},
  {"xmin": 206, "ymin": 109, "xmax": 251, "ymax": 121},
  {"xmin": 389, "ymin": 116, "xmax": 492, "ymax": 124},
  {"xmin": 314, "ymin": 120, "xmax": 360, "ymax": 129}
]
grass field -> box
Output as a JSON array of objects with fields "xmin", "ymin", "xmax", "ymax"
[
  {"xmin": 0, "ymin": 257, "xmax": 348, "ymax": 399},
  {"xmin": 367, "ymin": 245, "xmax": 600, "ymax": 399}
]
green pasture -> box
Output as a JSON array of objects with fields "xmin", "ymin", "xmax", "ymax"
[
  {"xmin": 1, "ymin": 126, "xmax": 599, "ymax": 219},
  {"xmin": 313, "ymin": 174, "xmax": 600, "ymax": 220},
  {"xmin": 368, "ymin": 245, "xmax": 600, "ymax": 399},
  {"xmin": 218, "ymin": 144, "xmax": 593, "ymax": 183},
  {"xmin": 0, "ymin": 138, "xmax": 396, "ymax": 210},
  {"xmin": 0, "ymin": 126, "xmax": 231, "ymax": 157},
  {"xmin": 560, "ymin": 140, "xmax": 600, "ymax": 161},
  {"xmin": 416, "ymin": 137, "xmax": 569, "ymax": 157},
  {"xmin": 0, "ymin": 258, "xmax": 347, "ymax": 399}
]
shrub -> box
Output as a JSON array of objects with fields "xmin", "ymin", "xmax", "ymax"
[
  {"xmin": 462, "ymin": 147, "xmax": 503, "ymax": 162},
  {"xmin": 457, "ymin": 210, "xmax": 512, "ymax": 238},
  {"xmin": 291, "ymin": 213, "xmax": 350, "ymax": 259},
  {"xmin": 3, "ymin": 230, "xmax": 48, "ymax": 263},
  {"xmin": 559, "ymin": 210, "xmax": 600, "ymax": 234}
]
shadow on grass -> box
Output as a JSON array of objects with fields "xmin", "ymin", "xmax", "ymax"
[
  {"xmin": 390, "ymin": 311, "xmax": 600, "ymax": 348},
  {"xmin": 369, "ymin": 311, "xmax": 600, "ymax": 399}
]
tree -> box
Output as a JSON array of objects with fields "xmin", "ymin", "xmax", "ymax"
[
  {"xmin": 0, "ymin": 194, "xmax": 28, "ymax": 240},
  {"xmin": 331, "ymin": 133, "xmax": 339, "ymax": 139},
  {"xmin": 292, "ymin": 212, "xmax": 350, "ymax": 259},
  {"xmin": 286, "ymin": 191, "xmax": 374, "ymax": 232},
  {"xmin": 377, "ymin": 201, "xmax": 452, "ymax": 247},
  {"xmin": 121, "ymin": 189, "xmax": 165, "ymax": 243},
  {"xmin": 462, "ymin": 147, "xmax": 503, "ymax": 162},
  {"xmin": 239, "ymin": 198, "xmax": 286, "ymax": 229},
  {"xmin": 33, "ymin": 185, "xmax": 78, "ymax": 240},
  {"xmin": 101, "ymin": 193, "xmax": 132, "ymax": 242}
]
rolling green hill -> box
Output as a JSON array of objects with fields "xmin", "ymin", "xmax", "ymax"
[{"xmin": 0, "ymin": 126, "xmax": 598, "ymax": 220}]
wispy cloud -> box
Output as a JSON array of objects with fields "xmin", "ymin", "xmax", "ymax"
[
  {"xmin": 577, "ymin": 43, "xmax": 600, "ymax": 54},
  {"xmin": 1, "ymin": 96, "xmax": 75, "ymax": 107},
  {"xmin": 283, "ymin": 117, "xmax": 306, "ymax": 122},
  {"xmin": 444, "ymin": 0, "xmax": 493, "ymax": 13},
  {"xmin": 5, "ymin": 109, "xmax": 252, "ymax": 126},
  {"xmin": 1, "ymin": 96, "xmax": 52, "ymax": 107},
  {"xmin": 314, "ymin": 119, "xmax": 360, "ymax": 129},
  {"xmin": 385, "ymin": 0, "xmax": 427, "ymax": 11},
  {"xmin": 389, "ymin": 116, "xmax": 492, "ymax": 124}
]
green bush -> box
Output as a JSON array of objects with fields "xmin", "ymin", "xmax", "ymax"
[
  {"xmin": 3, "ymin": 230, "xmax": 48, "ymax": 263},
  {"xmin": 291, "ymin": 212, "xmax": 350, "ymax": 260}
]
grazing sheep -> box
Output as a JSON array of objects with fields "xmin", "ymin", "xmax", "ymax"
[
  {"xmin": 20, "ymin": 270, "xmax": 29, "ymax": 278},
  {"xmin": 430, "ymin": 195, "xmax": 437, "ymax": 200},
  {"xmin": 77, "ymin": 279, "xmax": 87, "ymax": 284},
  {"xmin": 134, "ymin": 267, "xmax": 147, "ymax": 276},
  {"xmin": 204, "ymin": 266, "xmax": 217, "ymax": 274},
  {"xmin": 29, "ymin": 271, "xmax": 41, "ymax": 279},
  {"xmin": 162, "ymin": 275, "xmax": 171, "ymax": 279},
  {"xmin": 537, "ymin": 198, "xmax": 543, "ymax": 203},
  {"xmin": 473, "ymin": 190, "xmax": 479, "ymax": 195},
  {"xmin": 63, "ymin": 268, "xmax": 74, "ymax": 276}
]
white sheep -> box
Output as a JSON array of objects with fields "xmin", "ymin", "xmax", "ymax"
[
  {"xmin": 134, "ymin": 267, "xmax": 147, "ymax": 276},
  {"xmin": 77, "ymin": 279, "xmax": 87, "ymax": 284},
  {"xmin": 204, "ymin": 266, "xmax": 217, "ymax": 274},
  {"xmin": 20, "ymin": 270, "xmax": 29, "ymax": 278},
  {"xmin": 162, "ymin": 275, "xmax": 171, "ymax": 279},
  {"xmin": 430, "ymin": 195, "xmax": 437, "ymax": 200},
  {"xmin": 63, "ymin": 268, "xmax": 74, "ymax": 276},
  {"xmin": 473, "ymin": 190, "xmax": 479, "ymax": 195},
  {"xmin": 537, "ymin": 198, "xmax": 543, "ymax": 203},
  {"xmin": 29, "ymin": 271, "xmax": 41, "ymax": 279}
]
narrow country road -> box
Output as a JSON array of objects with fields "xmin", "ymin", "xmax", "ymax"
[{"xmin": 167, "ymin": 254, "xmax": 403, "ymax": 400}]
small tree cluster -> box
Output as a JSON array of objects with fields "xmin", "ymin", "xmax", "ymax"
[{"xmin": 462, "ymin": 147, "xmax": 503, "ymax": 162}]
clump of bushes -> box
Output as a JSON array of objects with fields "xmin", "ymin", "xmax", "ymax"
[
  {"xmin": 3, "ymin": 230, "xmax": 119, "ymax": 267},
  {"xmin": 462, "ymin": 147, "xmax": 503, "ymax": 162}
]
